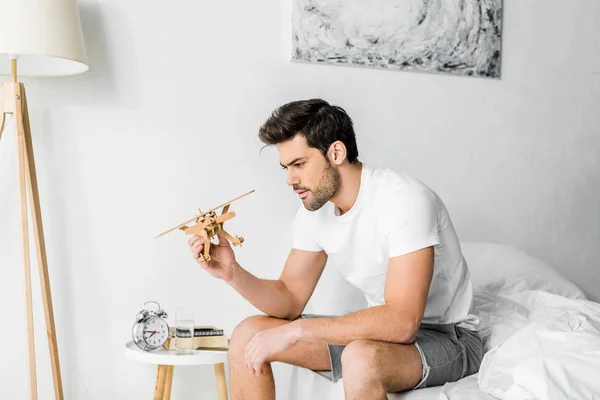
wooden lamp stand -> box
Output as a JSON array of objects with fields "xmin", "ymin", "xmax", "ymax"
[{"xmin": 0, "ymin": 59, "xmax": 64, "ymax": 400}]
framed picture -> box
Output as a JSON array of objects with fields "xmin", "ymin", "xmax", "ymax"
[{"xmin": 291, "ymin": 0, "xmax": 503, "ymax": 78}]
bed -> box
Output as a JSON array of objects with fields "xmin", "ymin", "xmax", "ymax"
[{"xmin": 281, "ymin": 242, "xmax": 600, "ymax": 400}]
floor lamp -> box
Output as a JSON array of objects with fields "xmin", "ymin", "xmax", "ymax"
[{"xmin": 0, "ymin": 1, "xmax": 88, "ymax": 399}]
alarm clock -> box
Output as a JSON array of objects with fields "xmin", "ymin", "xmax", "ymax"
[{"xmin": 132, "ymin": 301, "xmax": 170, "ymax": 351}]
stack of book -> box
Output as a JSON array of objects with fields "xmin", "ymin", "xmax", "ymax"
[{"xmin": 166, "ymin": 326, "xmax": 228, "ymax": 351}]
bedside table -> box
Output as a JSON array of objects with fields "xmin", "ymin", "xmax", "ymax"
[{"xmin": 125, "ymin": 341, "xmax": 228, "ymax": 399}]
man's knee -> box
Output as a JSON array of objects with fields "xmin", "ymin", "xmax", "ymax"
[
  {"xmin": 230, "ymin": 315, "xmax": 270, "ymax": 347},
  {"xmin": 341, "ymin": 339, "xmax": 383, "ymax": 385},
  {"xmin": 229, "ymin": 315, "xmax": 274, "ymax": 354}
]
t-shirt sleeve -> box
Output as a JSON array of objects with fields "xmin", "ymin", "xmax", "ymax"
[
  {"xmin": 385, "ymin": 187, "xmax": 441, "ymax": 258},
  {"xmin": 292, "ymin": 206, "xmax": 322, "ymax": 252}
]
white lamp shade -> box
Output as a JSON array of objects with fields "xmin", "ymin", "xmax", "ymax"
[{"xmin": 0, "ymin": 0, "xmax": 88, "ymax": 77}]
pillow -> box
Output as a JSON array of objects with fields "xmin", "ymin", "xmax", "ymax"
[{"xmin": 461, "ymin": 242, "xmax": 586, "ymax": 300}]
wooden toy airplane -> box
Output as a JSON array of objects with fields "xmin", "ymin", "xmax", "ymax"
[{"xmin": 155, "ymin": 190, "xmax": 254, "ymax": 263}]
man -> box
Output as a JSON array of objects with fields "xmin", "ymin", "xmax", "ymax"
[{"xmin": 188, "ymin": 99, "xmax": 483, "ymax": 400}]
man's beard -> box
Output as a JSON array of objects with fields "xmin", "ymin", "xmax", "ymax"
[{"xmin": 297, "ymin": 162, "xmax": 340, "ymax": 211}]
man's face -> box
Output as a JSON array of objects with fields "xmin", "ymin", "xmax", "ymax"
[{"xmin": 277, "ymin": 134, "xmax": 340, "ymax": 211}]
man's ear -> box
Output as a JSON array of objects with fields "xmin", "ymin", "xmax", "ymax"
[{"xmin": 328, "ymin": 141, "xmax": 347, "ymax": 166}]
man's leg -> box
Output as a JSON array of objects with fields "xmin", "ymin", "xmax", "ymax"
[
  {"xmin": 339, "ymin": 339, "xmax": 423, "ymax": 400},
  {"xmin": 228, "ymin": 315, "xmax": 331, "ymax": 400},
  {"xmin": 229, "ymin": 316, "xmax": 426, "ymax": 400}
]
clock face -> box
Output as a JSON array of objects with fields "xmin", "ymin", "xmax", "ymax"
[{"xmin": 143, "ymin": 317, "xmax": 169, "ymax": 348}]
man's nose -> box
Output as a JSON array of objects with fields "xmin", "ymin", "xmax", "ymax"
[{"xmin": 286, "ymin": 169, "xmax": 299, "ymax": 186}]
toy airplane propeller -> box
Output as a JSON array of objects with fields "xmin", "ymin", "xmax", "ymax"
[{"xmin": 156, "ymin": 190, "xmax": 254, "ymax": 263}]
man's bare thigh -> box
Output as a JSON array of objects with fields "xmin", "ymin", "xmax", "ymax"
[
  {"xmin": 249, "ymin": 316, "xmax": 331, "ymax": 372},
  {"xmin": 245, "ymin": 316, "xmax": 423, "ymax": 391},
  {"xmin": 345, "ymin": 339, "xmax": 423, "ymax": 393}
]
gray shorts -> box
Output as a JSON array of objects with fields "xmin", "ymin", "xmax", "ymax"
[{"xmin": 302, "ymin": 315, "xmax": 483, "ymax": 389}]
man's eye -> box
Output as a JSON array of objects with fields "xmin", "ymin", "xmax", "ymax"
[{"xmin": 295, "ymin": 163, "xmax": 305, "ymax": 168}]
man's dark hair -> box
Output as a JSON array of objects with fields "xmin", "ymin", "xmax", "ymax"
[{"xmin": 258, "ymin": 98, "xmax": 359, "ymax": 163}]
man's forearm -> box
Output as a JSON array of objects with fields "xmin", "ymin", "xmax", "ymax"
[
  {"xmin": 292, "ymin": 305, "xmax": 419, "ymax": 345},
  {"xmin": 226, "ymin": 262, "xmax": 297, "ymax": 319}
]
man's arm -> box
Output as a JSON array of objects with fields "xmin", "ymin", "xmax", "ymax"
[
  {"xmin": 291, "ymin": 246, "xmax": 434, "ymax": 345},
  {"xmin": 227, "ymin": 249, "xmax": 328, "ymax": 320}
]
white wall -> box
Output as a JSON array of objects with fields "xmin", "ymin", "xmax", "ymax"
[{"xmin": 0, "ymin": 0, "xmax": 598, "ymax": 398}]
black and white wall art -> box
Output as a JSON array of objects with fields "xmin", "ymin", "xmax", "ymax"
[{"xmin": 291, "ymin": 0, "xmax": 503, "ymax": 78}]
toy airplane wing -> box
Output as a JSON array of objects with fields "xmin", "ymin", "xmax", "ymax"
[
  {"xmin": 155, "ymin": 216, "xmax": 198, "ymax": 239},
  {"xmin": 155, "ymin": 190, "xmax": 254, "ymax": 239},
  {"xmin": 216, "ymin": 211, "xmax": 236, "ymax": 224},
  {"xmin": 204, "ymin": 190, "xmax": 255, "ymax": 215}
]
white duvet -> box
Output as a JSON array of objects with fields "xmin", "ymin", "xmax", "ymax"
[
  {"xmin": 439, "ymin": 243, "xmax": 600, "ymax": 400},
  {"xmin": 439, "ymin": 290, "xmax": 600, "ymax": 400}
]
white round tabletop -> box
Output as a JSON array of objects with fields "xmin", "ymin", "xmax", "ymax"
[{"xmin": 124, "ymin": 341, "xmax": 228, "ymax": 366}]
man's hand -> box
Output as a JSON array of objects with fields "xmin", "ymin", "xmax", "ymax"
[
  {"xmin": 188, "ymin": 234, "xmax": 238, "ymax": 281},
  {"xmin": 244, "ymin": 323, "xmax": 300, "ymax": 376}
]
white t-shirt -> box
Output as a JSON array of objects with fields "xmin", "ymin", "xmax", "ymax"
[{"xmin": 292, "ymin": 163, "xmax": 479, "ymax": 330}]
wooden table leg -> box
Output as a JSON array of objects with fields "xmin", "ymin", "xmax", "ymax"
[
  {"xmin": 163, "ymin": 365, "xmax": 174, "ymax": 400},
  {"xmin": 214, "ymin": 363, "xmax": 228, "ymax": 400},
  {"xmin": 154, "ymin": 365, "xmax": 167, "ymax": 400}
]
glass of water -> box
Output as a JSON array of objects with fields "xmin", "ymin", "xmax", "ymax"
[{"xmin": 175, "ymin": 309, "xmax": 195, "ymax": 355}]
